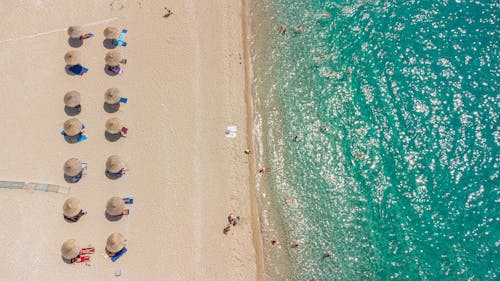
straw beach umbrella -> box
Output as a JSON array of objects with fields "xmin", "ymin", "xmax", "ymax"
[
  {"xmin": 63, "ymin": 197, "xmax": 81, "ymax": 218},
  {"xmin": 61, "ymin": 239, "xmax": 80, "ymax": 260},
  {"xmin": 64, "ymin": 91, "xmax": 81, "ymax": 107},
  {"xmin": 104, "ymin": 88, "xmax": 121, "ymax": 104},
  {"xmin": 67, "ymin": 26, "xmax": 83, "ymax": 39},
  {"xmin": 106, "ymin": 233, "xmax": 125, "ymax": 253},
  {"xmin": 64, "ymin": 158, "xmax": 82, "ymax": 177},
  {"xmin": 105, "ymin": 117, "xmax": 123, "ymax": 134},
  {"xmin": 106, "ymin": 197, "xmax": 125, "ymax": 216},
  {"xmin": 105, "ymin": 50, "xmax": 121, "ymax": 66},
  {"xmin": 106, "ymin": 155, "xmax": 125, "ymax": 173},
  {"xmin": 104, "ymin": 27, "xmax": 120, "ymax": 39},
  {"xmin": 63, "ymin": 118, "xmax": 82, "ymax": 136},
  {"xmin": 64, "ymin": 50, "xmax": 81, "ymax": 65}
]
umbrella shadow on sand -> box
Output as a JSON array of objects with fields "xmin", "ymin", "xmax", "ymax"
[
  {"xmin": 105, "ymin": 211, "xmax": 124, "ymax": 222},
  {"xmin": 103, "ymin": 39, "xmax": 117, "ymax": 49},
  {"xmin": 103, "ymin": 102, "xmax": 120, "ymax": 113},
  {"xmin": 105, "ymin": 171, "xmax": 124, "ymax": 180},
  {"xmin": 61, "ymin": 256, "xmax": 73, "ymax": 264},
  {"xmin": 64, "ymin": 106, "xmax": 81, "ymax": 116},
  {"xmin": 105, "ymin": 131, "xmax": 122, "ymax": 142},
  {"xmin": 68, "ymin": 38, "xmax": 83, "ymax": 48},
  {"xmin": 63, "ymin": 135, "xmax": 80, "ymax": 144},
  {"xmin": 104, "ymin": 65, "xmax": 119, "ymax": 76},
  {"xmin": 65, "ymin": 65, "xmax": 77, "ymax": 76},
  {"xmin": 64, "ymin": 174, "xmax": 81, "ymax": 183}
]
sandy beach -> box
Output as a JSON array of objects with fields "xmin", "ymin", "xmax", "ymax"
[{"xmin": 0, "ymin": 0, "xmax": 261, "ymax": 280}]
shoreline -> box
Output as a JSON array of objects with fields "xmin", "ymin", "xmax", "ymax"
[{"xmin": 241, "ymin": 0, "xmax": 265, "ymax": 279}]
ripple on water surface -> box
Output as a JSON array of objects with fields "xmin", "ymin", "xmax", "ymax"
[{"xmin": 252, "ymin": 0, "xmax": 499, "ymax": 280}]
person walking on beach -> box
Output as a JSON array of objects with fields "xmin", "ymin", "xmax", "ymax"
[
  {"xmin": 164, "ymin": 7, "xmax": 173, "ymax": 17},
  {"xmin": 244, "ymin": 149, "xmax": 251, "ymax": 155},
  {"xmin": 228, "ymin": 212, "xmax": 240, "ymax": 226}
]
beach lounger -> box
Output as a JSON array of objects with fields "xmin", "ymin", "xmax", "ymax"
[
  {"xmin": 121, "ymin": 127, "xmax": 128, "ymax": 137},
  {"xmin": 80, "ymin": 247, "xmax": 95, "ymax": 255},
  {"xmin": 110, "ymin": 247, "xmax": 127, "ymax": 262},
  {"xmin": 69, "ymin": 64, "xmax": 88, "ymax": 76},
  {"xmin": 123, "ymin": 197, "xmax": 134, "ymax": 204},
  {"xmin": 72, "ymin": 256, "xmax": 90, "ymax": 263},
  {"xmin": 112, "ymin": 29, "xmax": 128, "ymax": 46},
  {"xmin": 119, "ymin": 97, "xmax": 128, "ymax": 103},
  {"xmin": 80, "ymin": 33, "xmax": 94, "ymax": 40}
]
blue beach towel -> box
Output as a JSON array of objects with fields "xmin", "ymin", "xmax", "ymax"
[
  {"xmin": 119, "ymin": 97, "xmax": 128, "ymax": 103},
  {"xmin": 76, "ymin": 134, "xmax": 87, "ymax": 142},
  {"xmin": 69, "ymin": 64, "xmax": 88, "ymax": 76},
  {"xmin": 110, "ymin": 247, "xmax": 127, "ymax": 262},
  {"xmin": 123, "ymin": 197, "xmax": 134, "ymax": 204}
]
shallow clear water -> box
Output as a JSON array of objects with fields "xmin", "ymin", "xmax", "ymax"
[{"xmin": 250, "ymin": 0, "xmax": 499, "ymax": 280}]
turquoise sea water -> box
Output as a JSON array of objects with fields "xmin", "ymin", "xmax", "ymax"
[{"xmin": 250, "ymin": 0, "xmax": 499, "ymax": 280}]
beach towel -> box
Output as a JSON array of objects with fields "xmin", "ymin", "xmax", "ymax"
[
  {"xmin": 109, "ymin": 65, "xmax": 123, "ymax": 75},
  {"xmin": 119, "ymin": 97, "xmax": 128, "ymax": 103},
  {"xmin": 225, "ymin": 125, "xmax": 237, "ymax": 138},
  {"xmin": 76, "ymin": 134, "xmax": 87, "ymax": 142},
  {"xmin": 110, "ymin": 247, "xmax": 127, "ymax": 262},
  {"xmin": 123, "ymin": 197, "xmax": 134, "ymax": 204}
]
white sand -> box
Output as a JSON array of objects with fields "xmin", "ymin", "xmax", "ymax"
[{"xmin": 0, "ymin": 0, "xmax": 261, "ymax": 280}]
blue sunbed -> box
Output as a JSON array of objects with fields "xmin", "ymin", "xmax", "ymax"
[
  {"xmin": 110, "ymin": 247, "xmax": 127, "ymax": 262},
  {"xmin": 69, "ymin": 64, "xmax": 88, "ymax": 76},
  {"xmin": 113, "ymin": 29, "xmax": 128, "ymax": 46}
]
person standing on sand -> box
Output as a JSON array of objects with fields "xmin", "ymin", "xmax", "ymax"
[
  {"xmin": 244, "ymin": 149, "xmax": 251, "ymax": 155},
  {"xmin": 271, "ymin": 239, "xmax": 280, "ymax": 245},
  {"xmin": 279, "ymin": 25, "xmax": 287, "ymax": 35},
  {"xmin": 259, "ymin": 167, "xmax": 270, "ymax": 173}
]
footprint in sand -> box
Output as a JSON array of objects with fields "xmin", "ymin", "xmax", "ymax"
[{"xmin": 110, "ymin": 0, "xmax": 125, "ymax": 11}]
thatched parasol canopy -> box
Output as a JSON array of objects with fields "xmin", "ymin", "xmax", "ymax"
[
  {"xmin": 105, "ymin": 117, "xmax": 123, "ymax": 134},
  {"xmin": 106, "ymin": 197, "xmax": 125, "ymax": 216},
  {"xmin": 61, "ymin": 239, "xmax": 80, "ymax": 260},
  {"xmin": 104, "ymin": 27, "xmax": 120, "ymax": 39},
  {"xmin": 64, "ymin": 158, "xmax": 82, "ymax": 177},
  {"xmin": 104, "ymin": 88, "xmax": 121, "ymax": 104},
  {"xmin": 63, "ymin": 118, "xmax": 82, "ymax": 136},
  {"xmin": 64, "ymin": 50, "xmax": 81, "ymax": 65},
  {"xmin": 64, "ymin": 91, "xmax": 81, "ymax": 107},
  {"xmin": 63, "ymin": 197, "xmax": 81, "ymax": 217},
  {"xmin": 106, "ymin": 155, "xmax": 125, "ymax": 173},
  {"xmin": 105, "ymin": 50, "xmax": 121, "ymax": 66},
  {"xmin": 106, "ymin": 233, "xmax": 125, "ymax": 253},
  {"xmin": 67, "ymin": 26, "xmax": 83, "ymax": 38}
]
